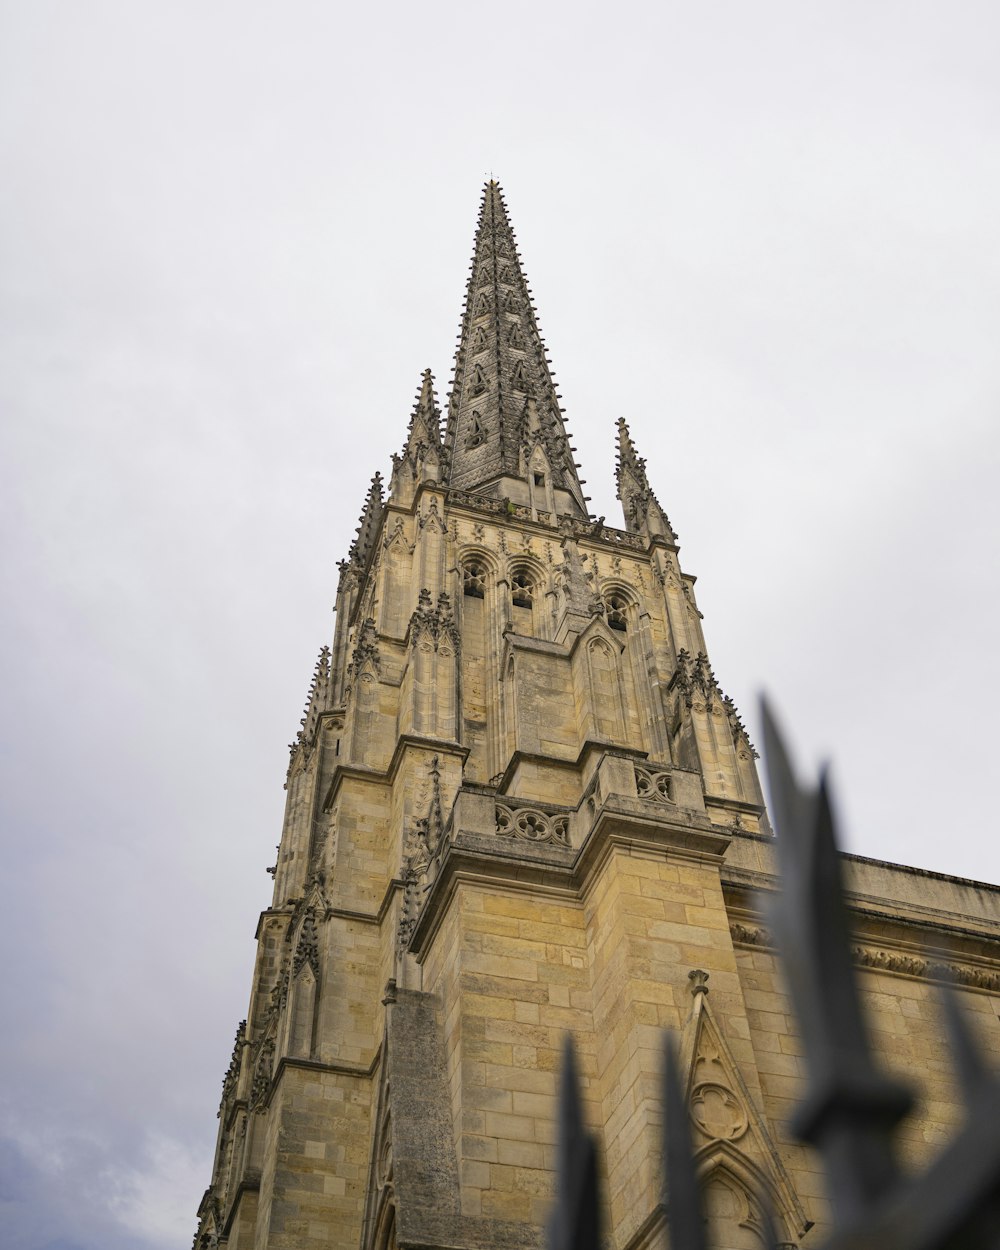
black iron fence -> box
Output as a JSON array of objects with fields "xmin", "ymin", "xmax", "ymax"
[{"xmin": 550, "ymin": 701, "xmax": 1000, "ymax": 1250}]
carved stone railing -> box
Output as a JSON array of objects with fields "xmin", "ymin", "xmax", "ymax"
[
  {"xmin": 495, "ymin": 801, "xmax": 569, "ymax": 846},
  {"xmin": 445, "ymin": 488, "xmax": 647, "ymax": 552},
  {"xmin": 580, "ymin": 523, "xmax": 645, "ymax": 551},
  {"xmin": 634, "ymin": 763, "xmax": 673, "ymax": 804}
]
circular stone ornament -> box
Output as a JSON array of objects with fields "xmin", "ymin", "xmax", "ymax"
[{"xmin": 689, "ymin": 1082, "xmax": 748, "ymax": 1141}]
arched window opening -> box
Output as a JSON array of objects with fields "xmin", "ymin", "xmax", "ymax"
[
  {"xmin": 463, "ymin": 562, "xmax": 486, "ymax": 598},
  {"xmin": 466, "ymin": 412, "xmax": 485, "ymax": 449},
  {"xmin": 606, "ymin": 593, "xmax": 628, "ymax": 632},
  {"xmin": 511, "ymin": 569, "xmax": 533, "ymax": 609}
]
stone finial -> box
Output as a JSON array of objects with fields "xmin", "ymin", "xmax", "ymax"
[{"xmin": 688, "ymin": 968, "xmax": 710, "ymax": 996}]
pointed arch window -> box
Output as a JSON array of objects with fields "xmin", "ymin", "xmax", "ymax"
[
  {"xmin": 511, "ymin": 360, "xmax": 527, "ymax": 389},
  {"xmin": 473, "ymin": 325, "xmax": 488, "ymax": 351},
  {"xmin": 466, "ymin": 412, "xmax": 485, "ymax": 448},
  {"xmin": 508, "ymin": 323, "xmax": 525, "ymax": 348},
  {"xmin": 511, "ymin": 568, "xmax": 534, "ymax": 609},
  {"xmin": 463, "ymin": 561, "xmax": 486, "ymax": 598},
  {"xmin": 605, "ymin": 593, "xmax": 629, "ymax": 632},
  {"xmin": 471, "ymin": 364, "xmax": 487, "ymax": 396}
]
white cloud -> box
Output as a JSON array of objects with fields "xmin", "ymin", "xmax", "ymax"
[{"xmin": 105, "ymin": 1132, "xmax": 208, "ymax": 1246}]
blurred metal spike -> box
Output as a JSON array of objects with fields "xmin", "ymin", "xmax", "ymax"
[
  {"xmin": 939, "ymin": 981, "xmax": 991, "ymax": 1106},
  {"xmin": 548, "ymin": 1035, "xmax": 601, "ymax": 1250},
  {"xmin": 663, "ymin": 1033, "xmax": 706, "ymax": 1250},
  {"xmin": 759, "ymin": 696, "xmax": 810, "ymax": 853},
  {"xmin": 761, "ymin": 699, "xmax": 911, "ymax": 1225},
  {"xmin": 759, "ymin": 1192, "xmax": 780, "ymax": 1250}
]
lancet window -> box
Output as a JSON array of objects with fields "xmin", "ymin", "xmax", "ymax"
[
  {"xmin": 462, "ymin": 561, "xmax": 486, "ymax": 598},
  {"xmin": 605, "ymin": 592, "xmax": 629, "ymax": 632},
  {"xmin": 511, "ymin": 569, "xmax": 533, "ymax": 609}
]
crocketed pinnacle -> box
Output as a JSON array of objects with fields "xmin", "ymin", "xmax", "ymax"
[
  {"xmin": 615, "ymin": 418, "xmax": 677, "ymax": 541},
  {"xmin": 403, "ymin": 368, "xmax": 442, "ymax": 454},
  {"xmin": 348, "ymin": 472, "xmax": 385, "ymax": 568},
  {"xmin": 390, "ymin": 369, "xmax": 444, "ymax": 500},
  {"xmin": 443, "ymin": 181, "xmax": 588, "ymax": 516}
]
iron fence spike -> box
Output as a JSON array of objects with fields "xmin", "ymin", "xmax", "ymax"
[
  {"xmin": 663, "ymin": 1032, "xmax": 706, "ymax": 1250},
  {"xmin": 939, "ymin": 981, "xmax": 991, "ymax": 1105},
  {"xmin": 761, "ymin": 699, "xmax": 911, "ymax": 1223},
  {"xmin": 548, "ymin": 1035, "xmax": 600, "ymax": 1250}
]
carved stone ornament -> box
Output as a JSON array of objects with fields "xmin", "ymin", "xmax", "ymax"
[
  {"xmin": 293, "ymin": 908, "xmax": 320, "ymax": 979},
  {"xmin": 729, "ymin": 922, "xmax": 1000, "ymax": 992},
  {"xmin": 219, "ymin": 1020, "xmax": 247, "ymax": 1113},
  {"xmin": 249, "ymin": 1037, "xmax": 275, "ymax": 1114},
  {"xmin": 671, "ymin": 651, "xmax": 755, "ymax": 757},
  {"xmin": 408, "ymin": 589, "xmax": 461, "ymax": 655},
  {"xmin": 383, "ymin": 517, "xmax": 413, "ymax": 552},
  {"xmin": 396, "ymin": 756, "xmax": 447, "ymax": 954},
  {"xmin": 635, "ymin": 764, "xmax": 672, "ymax": 803},
  {"xmin": 495, "ymin": 803, "xmax": 568, "ymax": 845},
  {"xmin": 690, "ymin": 1082, "xmax": 749, "ymax": 1143},
  {"xmin": 417, "ymin": 497, "xmax": 447, "ymax": 533},
  {"xmin": 347, "ymin": 618, "xmax": 381, "ymax": 685}
]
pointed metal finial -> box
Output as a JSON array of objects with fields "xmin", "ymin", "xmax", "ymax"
[
  {"xmin": 548, "ymin": 1036, "xmax": 601, "ymax": 1250},
  {"xmin": 761, "ymin": 697, "xmax": 912, "ymax": 1224},
  {"xmin": 663, "ymin": 1032, "xmax": 707, "ymax": 1250}
]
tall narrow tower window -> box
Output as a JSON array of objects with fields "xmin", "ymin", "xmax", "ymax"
[
  {"xmin": 463, "ymin": 562, "xmax": 486, "ymax": 598},
  {"xmin": 511, "ymin": 569, "xmax": 533, "ymax": 608},
  {"xmin": 606, "ymin": 593, "xmax": 628, "ymax": 632}
]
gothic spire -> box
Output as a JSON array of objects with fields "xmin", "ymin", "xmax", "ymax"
[
  {"xmin": 443, "ymin": 181, "xmax": 588, "ymax": 517},
  {"xmin": 615, "ymin": 418, "xmax": 676, "ymax": 542}
]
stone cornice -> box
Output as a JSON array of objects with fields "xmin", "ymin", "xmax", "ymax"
[
  {"xmin": 443, "ymin": 484, "xmax": 681, "ymax": 559},
  {"xmin": 409, "ymin": 797, "xmax": 730, "ymax": 959},
  {"xmin": 726, "ymin": 827, "xmax": 1000, "ymax": 895},
  {"xmin": 321, "ymin": 734, "xmax": 470, "ymax": 812},
  {"xmin": 723, "ymin": 867, "xmax": 1000, "ymax": 944},
  {"xmin": 729, "ymin": 919, "xmax": 1000, "ymax": 993}
]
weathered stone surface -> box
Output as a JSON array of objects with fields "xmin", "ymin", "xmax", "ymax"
[{"xmin": 192, "ymin": 182, "xmax": 1000, "ymax": 1250}]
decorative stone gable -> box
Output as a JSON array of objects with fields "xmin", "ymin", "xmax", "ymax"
[{"xmin": 680, "ymin": 971, "xmax": 810, "ymax": 1247}]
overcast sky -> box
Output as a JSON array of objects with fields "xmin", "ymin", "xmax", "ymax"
[{"xmin": 1, "ymin": 3, "xmax": 998, "ymax": 1247}]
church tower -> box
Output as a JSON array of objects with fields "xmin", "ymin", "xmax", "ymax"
[{"xmin": 193, "ymin": 183, "xmax": 814, "ymax": 1250}]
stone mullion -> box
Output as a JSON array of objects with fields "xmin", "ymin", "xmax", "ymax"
[
  {"xmin": 630, "ymin": 608, "xmax": 672, "ymax": 762},
  {"xmin": 485, "ymin": 568, "xmax": 506, "ymax": 780}
]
